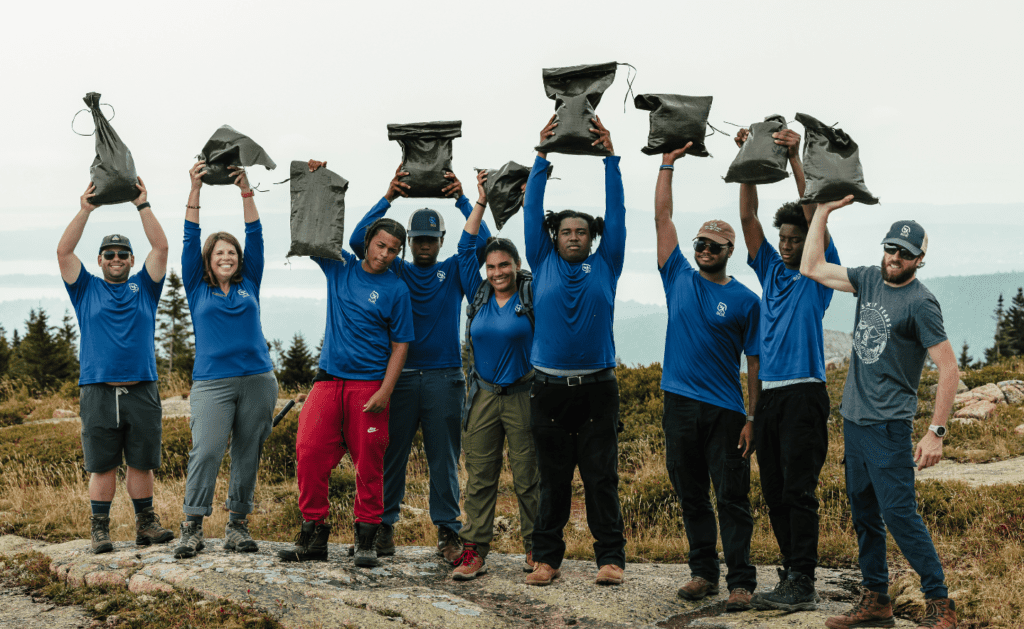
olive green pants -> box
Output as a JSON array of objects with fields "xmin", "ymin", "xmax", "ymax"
[{"xmin": 460, "ymin": 381, "xmax": 539, "ymax": 557}]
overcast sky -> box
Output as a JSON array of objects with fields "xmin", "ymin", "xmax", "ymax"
[{"xmin": 1, "ymin": 1, "xmax": 1022, "ymax": 308}]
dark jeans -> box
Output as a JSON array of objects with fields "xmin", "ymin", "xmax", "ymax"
[
  {"xmin": 529, "ymin": 375, "xmax": 625, "ymax": 569},
  {"xmin": 663, "ymin": 392, "xmax": 756, "ymax": 592},
  {"xmin": 754, "ymin": 382, "xmax": 830, "ymax": 578}
]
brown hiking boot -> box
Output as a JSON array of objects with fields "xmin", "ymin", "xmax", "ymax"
[
  {"xmin": 595, "ymin": 564, "xmax": 624, "ymax": 585},
  {"xmin": 677, "ymin": 576, "xmax": 720, "ymax": 601},
  {"xmin": 90, "ymin": 515, "xmax": 113, "ymax": 554},
  {"xmin": 135, "ymin": 507, "xmax": 174, "ymax": 546},
  {"xmin": 437, "ymin": 525, "xmax": 462, "ymax": 564},
  {"xmin": 917, "ymin": 598, "xmax": 957, "ymax": 629},
  {"xmin": 525, "ymin": 562, "xmax": 561, "ymax": 586},
  {"xmin": 825, "ymin": 590, "xmax": 895, "ymax": 628},
  {"xmin": 726, "ymin": 588, "xmax": 753, "ymax": 612},
  {"xmin": 523, "ymin": 550, "xmax": 536, "ymax": 573},
  {"xmin": 452, "ymin": 543, "xmax": 486, "ymax": 581}
]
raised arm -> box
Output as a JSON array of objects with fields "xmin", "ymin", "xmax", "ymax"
[
  {"xmin": 592, "ymin": 117, "xmax": 625, "ymax": 274},
  {"xmin": 464, "ymin": 171, "xmax": 488, "ymax": 236},
  {"xmin": 57, "ymin": 183, "xmax": 99, "ymax": 284},
  {"xmin": 524, "ymin": 117, "xmax": 558, "ymax": 268},
  {"xmin": 916, "ymin": 340, "xmax": 957, "ymax": 470},
  {"xmin": 448, "ymin": 172, "xmax": 491, "ymax": 263},
  {"xmin": 774, "ymin": 128, "xmax": 830, "ymax": 248},
  {"xmin": 134, "ymin": 177, "xmax": 168, "ymax": 283},
  {"xmin": 349, "ymin": 165, "xmax": 409, "ymax": 259},
  {"xmin": 800, "ymin": 196, "xmax": 854, "ymax": 292},
  {"xmin": 734, "ymin": 130, "xmax": 767, "ymax": 259},
  {"xmin": 655, "ymin": 143, "xmax": 693, "ymax": 268}
]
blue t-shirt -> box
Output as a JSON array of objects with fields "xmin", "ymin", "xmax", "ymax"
[
  {"xmin": 349, "ymin": 196, "xmax": 488, "ymax": 370},
  {"xmin": 65, "ymin": 262, "xmax": 163, "ymax": 385},
  {"xmin": 748, "ymin": 238, "xmax": 840, "ymax": 381},
  {"xmin": 524, "ymin": 155, "xmax": 625, "ymax": 370},
  {"xmin": 315, "ymin": 250, "xmax": 415, "ymax": 380},
  {"xmin": 469, "ymin": 292, "xmax": 534, "ymax": 386},
  {"xmin": 182, "ymin": 219, "xmax": 274, "ymax": 381},
  {"xmin": 660, "ymin": 246, "xmax": 760, "ymax": 415}
]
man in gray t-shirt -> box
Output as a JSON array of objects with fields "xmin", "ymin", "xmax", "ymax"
[{"xmin": 800, "ymin": 196, "xmax": 959, "ymax": 629}]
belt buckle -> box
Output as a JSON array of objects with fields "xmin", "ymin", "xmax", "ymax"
[
  {"xmin": 497, "ymin": 386, "xmax": 507, "ymax": 395},
  {"xmin": 566, "ymin": 376, "xmax": 583, "ymax": 387}
]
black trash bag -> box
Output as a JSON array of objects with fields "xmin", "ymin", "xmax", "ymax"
[
  {"xmin": 286, "ymin": 161, "xmax": 349, "ymax": 261},
  {"xmin": 387, "ymin": 121, "xmax": 462, "ymax": 198},
  {"xmin": 634, "ymin": 94, "xmax": 714, "ymax": 157},
  {"xmin": 197, "ymin": 125, "xmax": 277, "ymax": 186},
  {"xmin": 480, "ymin": 161, "xmax": 554, "ymax": 230},
  {"xmin": 535, "ymin": 62, "xmax": 618, "ymax": 156},
  {"xmin": 80, "ymin": 92, "xmax": 139, "ymax": 205},
  {"xmin": 796, "ymin": 113, "xmax": 879, "ymax": 205},
  {"xmin": 723, "ymin": 115, "xmax": 791, "ymax": 184}
]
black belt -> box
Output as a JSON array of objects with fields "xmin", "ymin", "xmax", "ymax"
[
  {"xmin": 533, "ymin": 368, "xmax": 616, "ymax": 387},
  {"xmin": 476, "ymin": 379, "xmax": 532, "ymax": 396}
]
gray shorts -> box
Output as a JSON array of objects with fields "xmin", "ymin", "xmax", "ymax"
[{"xmin": 80, "ymin": 381, "xmax": 162, "ymax": 473}]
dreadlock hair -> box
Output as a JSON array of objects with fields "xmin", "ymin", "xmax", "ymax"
[
  {"xmin": 483, "ymin": 237, "xmax": 521, "ymax": 266},
  {"xmin": 772, "ymin": 201, "xmax": 808, "ymax": 232},
  {"xmin": 363, "ymin": 218, "xmax": 407, "ymax": 273},
  {"xmin": 201, "ymin": 232, "xmax": 244, "ymax": 287},
  {"xmin": 542, "ymin": 210, "xmax": 605, "ymax": 249}
]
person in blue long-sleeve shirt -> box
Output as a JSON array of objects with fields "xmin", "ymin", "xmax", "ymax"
[
  {"xmin": 523, "ymin": 115, "xmax": 627, "ymax": 587},
  {"xmin": 348, "ymin": 165, "xmax": 490, "ymax": 563}
]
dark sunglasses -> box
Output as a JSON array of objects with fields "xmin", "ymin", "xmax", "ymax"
[
  {"xmin": 883, "ymin": 244, "xmax": 918, "ymax": 260},
  {"xmin": 102, "ymin": 251, "xmax": 131, "ymax": 260},
  {"xmin": 693, "ymin": 239, "xmax": 730, "ymax": 255}
]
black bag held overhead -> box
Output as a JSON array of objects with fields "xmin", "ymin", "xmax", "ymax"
[
  {"xmin": 387, "ymin": 121, "xmax": 462, "ymax": 198},
  {"xmin": 634, "ymin": 94, "xmax": 714, "ymax": 157},
  {"xmin": 78, "ymin": 92, "xmax": 139, "ymax": 205},
  {"xmin": 480, "ymin": 161, "xmax": 554, "ymax": 230},
  {"xmin": 723, "ymin": 115, "xmax": 791, "ymax": 184},
  {"xmin": 535, "ymin": 62, "xmax": 618, "ymax": 156},
  {"xmin": 796, "ymin": 113, "xmax": 879, "ymax": 205},
  {"xmin": 197, "ymin": 125, "xmax": 277, "ymax": 186},
  {"xmin": 286, "ymin": 161, "xmax": 350, "ymax": 261}
]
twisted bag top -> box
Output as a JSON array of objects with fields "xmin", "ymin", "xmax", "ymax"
[{"xmin": 82, "ymin": 92, "xmax": 139, "ymax": 205}]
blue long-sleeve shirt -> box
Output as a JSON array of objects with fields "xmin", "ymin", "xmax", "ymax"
[{"xmin": 524, "ymin": 155, "xmax": 626, "ymax": 370}]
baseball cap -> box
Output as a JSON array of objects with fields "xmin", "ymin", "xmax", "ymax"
[
  {"xmin": 694, "ymin": 220, "xmax": 736, "ymax": 246},
  {"xmin": 407, "ymin": 209, "xmax": 445, "ymax": 238},
  {"xmin": 99, "ymin": 234, "xmax": 133, "ymax": 254},
  {"xmin": 881, "ymin": 220, "xmax": 927, "ymax": 256}
]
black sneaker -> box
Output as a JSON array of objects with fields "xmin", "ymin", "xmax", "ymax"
[
  {"xmin": 277, "ymin": 521, "xmax": 330, "ymax": 562},
  {"xmin": 752, "ymin": 570, "xmax": 818, "ymax": 611},
  {"xmin": 347, "ymin": 522, "xmax": 395, "ymax": 557},
  {"xmin": 90, "ymin": 515, "xmax": 113, "ymax": 554},
  {"xmin": 437, "ymin": 525, "xmax": 462, "ymax": 564}
]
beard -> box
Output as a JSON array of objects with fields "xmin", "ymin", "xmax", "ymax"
[
  {"xmin": 695, "ymin": 256, "xmax": 728, "ymax": 275},
  {"xmin": 880, "ymin": 255, "xmax": 916, "ymax": 284}
]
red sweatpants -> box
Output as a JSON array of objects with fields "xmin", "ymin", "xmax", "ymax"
[{"xmin": 296, "ymin": 379, "xmax": 389, "ymax": 523}]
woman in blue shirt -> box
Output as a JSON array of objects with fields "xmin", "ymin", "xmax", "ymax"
[{"xmin": 175, "ymin": 161, "xmax": 279, "ymax": 559}]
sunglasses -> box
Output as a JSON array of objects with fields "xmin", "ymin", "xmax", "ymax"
[
  {"xmin": 883, "ymin": 244, "xmax": 918, "ymax": 260},
  {"xmin": 102, "ymin": 251, "xmax": 131, "ymax": 260},
  {"xmin": 693, "ymin": 239, "xmax": 730, "ymax": 255}
]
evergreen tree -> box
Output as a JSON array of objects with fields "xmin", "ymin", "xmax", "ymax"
[
  {"xmin": 279, "ymin": 333, "xmax": 316, "ymax": 390},
  {"xmin": 14, "ymin": 308, "xmax": 78, "ymax": 390},
  {"xmin": 1007, "ymin": 288, "xmax": 1024, "ymax": 357},
  {"xmin": 156, "ymin": 269, "xmax": 195, "ymax": 377},
  {"xmin": 0, "ymin": 324, "xmax": 11, "ymax": 379},
  {"xmin": 959, "ymin": 341, "xmax": 972, "ymax": 371},
  {"xmin": 985, "ymin": 293, "xmax": 1008, "ymax": 364}
]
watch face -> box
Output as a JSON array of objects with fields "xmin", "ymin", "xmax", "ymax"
[{"xmin": 932, "ymin": 425, "xmax": 947, "ymax": 437}]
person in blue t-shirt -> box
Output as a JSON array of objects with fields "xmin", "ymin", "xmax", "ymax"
[
  {"xmin": 733, "ymin": 127, "xmax": 839, "ymax": 610},
  {"xmin": 524, "ymin": 115, "xmax": 627, "ymax": 588},
  {"xmin": 348, "ymin": 166, "xmax": 490, "ymax": 564},
  {"xmin": 654, "ymin": 143, "xmax": 762, "ymax": 611},
  {"xmin": 58, "ymin": 178, "xmax": 173, "ymax": 554},
  {"xmin": 174, "ymin": 162, "xmax": 279, "ymax": 559}
]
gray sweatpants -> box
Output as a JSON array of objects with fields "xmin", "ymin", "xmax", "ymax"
[{"xmin": 183, "ymin": 371, "xmax": 278, "ymax": 516}]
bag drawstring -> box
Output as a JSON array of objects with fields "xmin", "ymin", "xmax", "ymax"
[
  {"xmin": 114, "ymin": 386, "xmax": 129, "ymax": 428},
  {"xmin": 618, "ymin": 62, "xmax": 637, "ymax": 112},
  {"xmin": 72, "ymin": 103, "xmax": 116, "ymax": 137}
]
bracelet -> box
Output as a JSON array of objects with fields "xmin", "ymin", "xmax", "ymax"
[
  {"xmin": 746, "ymin": 415, "xmax": 755, "ymax": 423},
  {"xmin": 475, "ymin": 201, "xmax": 486, "ymax": 208},
  {"xmin": 135, "ymin": 202, "xmax": 151, "ymax": 212},
  {"xmin": 660, "ymin": 164, "xmax": 674, "ymax": 171},
  {"xmin": 241, "ymin": 190, "xmax": 255, "ymax": 199},
  {"xmin": 186, "ymin": 204, "xmax": 200, "ymax": 210}
]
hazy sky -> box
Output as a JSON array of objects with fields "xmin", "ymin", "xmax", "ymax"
[{"xmin": 2, "ymin": 1, "xmax": 1022, "ymax": 308}]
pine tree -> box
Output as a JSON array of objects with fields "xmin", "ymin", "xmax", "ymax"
[
  {"xmin": 279, "ymin": 333, "xmax": 316, "ymax": 390},
  {"xmin": 0, "ymin": 324, "xmax": 11, "ymax": 379},
  {"xmin": 985, "ymin": 293, "xmax": 1008, "ymax": 364},
  {"xmin": 959, "ymin": 341, "xmax": 972, "ymax": 371},
  {"xmin": 14, "ymin": 308, "xmax": 78, "ymax": 390},
  {"xmin": 1007, "ymin": 288, "xmax": 1024, "ymax": 357},
  {"xmin": 268, "ymin": 338, "xmax": 285, "ymax": 371},
  {"xmin": 156, "ymin": 269, "xmax": 195, "ymax": 377}
]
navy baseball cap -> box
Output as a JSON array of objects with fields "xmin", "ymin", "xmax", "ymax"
[
  {"xmin": 99, "ymin": 234, "xmax": 133, "ymax": 254},
  {"xmin": 881, "ymin": 220, "xmax": 927, "ymax": 256},
  {"xmin": 407, "ymin": 209, "xmax": 445, "ymax": 238}
]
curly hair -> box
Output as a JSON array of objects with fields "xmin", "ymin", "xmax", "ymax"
[
  {"xmin": 772, "ymin": 201, "xmax": 808, "ymax": 232},
  {"xmin": 201, "ymin": 232, "xmax": 244, "ymax": 287},
  {"xmin": 363, "ymin": 218, "xmax": 407, "ymax": 272},
  {"xmin": 542, "ymin": 210, "xmax": 605, "ymax": 249},
  {"xmin": 483, "ymin": 237, "xmax": 521, "ymax": 266}
]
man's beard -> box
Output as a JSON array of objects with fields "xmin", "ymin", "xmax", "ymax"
[
  {"xmin": 880, "ymin": 256, "xmax": 916, "ymax": 284},
  {"xmin": 696, "ymin": 256, "xmax": 727, "ymax": 274}
]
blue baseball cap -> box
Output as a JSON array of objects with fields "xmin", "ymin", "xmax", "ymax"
[
  {"xmin": 407, "ymin": 209, "xmax": 445, "ymax": 238},
  {"xmin": 881, "ymin": 220, "xmax": 927, "ymax": 256}
]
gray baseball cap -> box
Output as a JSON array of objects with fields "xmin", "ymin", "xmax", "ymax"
[
  {"xmin": 99, "ymin": 234, "xmax": 133, "ymax": 253},
  {"xmin": 881, "ymin": 220, "xmax": 927, "ymax": 256},
  {"xmin": 407, "ymin": 209, "xmax": 445, "ymax": 238}
]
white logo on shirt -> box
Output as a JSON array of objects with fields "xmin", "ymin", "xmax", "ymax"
[
  {"xmin": 515, "ymin": 304, "xmax": 523, "ymax": 313},
  {"xmin": 582, "ymin": 263, "xmax": 592, "ymax": 274},
  {"xmin": 369, "ymin": 290, "xmax": 379, "ymax": 304},
  {"xmin": 367, "ymin": 427, "xmax": 378, "ymax": 433},
  {"xmin": 437, "ymin": 270, "xmax": 446, "ymax": 282},
  {"xmin": 901, "ymin": 225, "xmax": 911, "ymax": 237},
  {"xmin": 853, "ymin": 302, "xmax": 891, "ymax": 365},
  {"xmin": 237, "ymin": 289, "xmax": 250, "ymax": 298},
  {"xmin": 716, "ymin": 302, "xmax": 727, "ymax": 317},
  {"xmin": 129, "ymin": 283, "xmax": 139, "ymax": 293}
]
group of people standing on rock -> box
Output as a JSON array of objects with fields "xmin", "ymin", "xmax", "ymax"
[{"xmin": 59, "ymin": 115, "xmax": 958, "ymax": 629}]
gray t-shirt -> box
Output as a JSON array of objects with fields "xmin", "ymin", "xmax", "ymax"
[{"xmin": 840, "ymin": 266, "xmax": 947, "ymax": 426}]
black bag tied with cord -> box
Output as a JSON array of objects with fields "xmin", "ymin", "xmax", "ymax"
[
  {"xmin": 197, "ymin": 125, "xmax": 277, "ymax": 186},
  {"xmin": 286, "ymin": 161, "xmax": 349, "ymax": 261},
  {"xmin": 634, "ymin": 94, "xmax": 714, "ymax": 157},
  {"xmin": 723, "ymin": 114, "xmax": 790, "ymax": 184},
  {"xmin": 795, "ymin": 113, "xmax": 879, "ymax": 205},
  {"xmin": 479, "ymin": 161, "xmax": 554, "ymax": 230},
  {"xmin": 387, "ymin": 121, "xmax": 462, "ymax": 198},
  {"xmin": 75, "ymin": 92, "xmax": 139, "ymax": 205},
  {"xmin": 535, "ymin": 61, "xmax": 623, "ymax": 156}
]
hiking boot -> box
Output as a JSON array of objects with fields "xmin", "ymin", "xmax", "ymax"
[
  {"xmin": 595, "ymin": 564, "xmax": 624, "ymax": 585},
  {"xmin": 277, "ymin": 521, "xmax": 330, "ymax": 562},
  {"xmin": 90, "ymin": 515, "xmax": 113, "ymax": 554},
  {"xmin": 223, "ymin": 519, "xmax": 258, "ymax": 552},
  {"xmin": 523, "ymin": 550, "xmax": 536, "ymax": 573},
  {"xmin": 726, "ymin": 588, "xmax": 753, "ymax": 612},
  {"xmin": 135, "ymin": 507, "xmax": 173, "ymax": 546},
  {"xmin": 525, "ymin": 562, "xmax": 561, "ymax": 586},
  {"xmin": 437, "ymin": 525, "xmax": 462, "ymax": 564},
  {"xmin": 917, "ymin": 598, "xmax": 956, "ymax": 629},
  {"xmin": 752, "ymin": 570, "xmax": 818, "ymax": 611},
  {"xmin": 825, "ymin": 589, "xmax": 895, "ymax": 628},
  {"xmin": 353, "ymin": 522, "xmax": 381, "ymax": 568},
  {"xmin": 452, "ymin": 542, "xmax": 486, "ymax": 581},
  {"xmin": 173, "ymin": 522, "xmax": 205, "ymax": 559},
  {"xmin": 677, "ymin": 576, "xmax": 720, "ymax": 601},
  {"xmin": 375, "ymin": 522, "xmax": 396, "ymax": 556}
]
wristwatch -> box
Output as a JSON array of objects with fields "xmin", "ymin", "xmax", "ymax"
[{"xmin": 928, "ymin": 424, "xmax": 947, "ymax": 438}]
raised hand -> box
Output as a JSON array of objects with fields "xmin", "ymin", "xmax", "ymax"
[
  {"xmin": 442, "ymin": 172, "xmax": 463, "ymax": 199},
  {"xmin": 734, "ymin": 128, "xmax": 749, "ymax": 149},
  {"xmin": 132, "ymin": 176, "xmax": 148, "ymax": 207},
  {"xmin": 475, "ymin": 170, "xmax": 488, "ymax": 205},
  {"xmin": 385, "ymin": 164, "xmax": 411, "ymax": 202},
  {"xmin": 81, "ymin": 183, "xmax": 99, "ymax": 213},
  {"xmin": 589, "ymin": 116, "xmax": 613, "ymax": 154},
  {"xmin": 308, "ymin": 159, "xmax": 327, "ymax": 172},
  {"xmin": 539, "ymin": 114, "xmax": 557, "ymax": 146},
  {"xmin": 662, "ymin": 142, "xmax": 694, "ymax": 166},
  {"xmin": 189, "ymin": 161, "xmax": 207, "ymax": 190},
  {"xmin": 229, "ymin": 166, "xmax": 250, "ymax": 191},
  {"xmin": 772, "ymin": 129, "xmax": 802, "ymax": 159}
]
